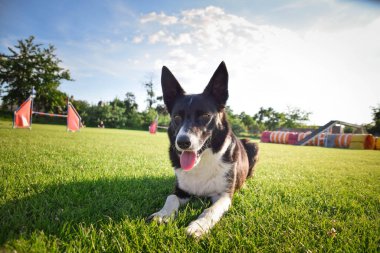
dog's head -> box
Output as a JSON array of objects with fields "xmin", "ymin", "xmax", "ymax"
[{"xmin": 161, "ymin": 61, "xmax": 229, "ymax": 171}]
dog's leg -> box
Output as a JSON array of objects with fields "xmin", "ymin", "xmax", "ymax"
[
  {"xmin": 148, "ymin": 194, "xmax": 189, "ymax": 223},
  {"xmin": 186, "ymin": 193, "xmax": 231, "ymax": 238}
]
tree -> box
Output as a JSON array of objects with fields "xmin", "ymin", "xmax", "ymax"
[
  {"xmin": 254, "ymin": 107, "xmax": 276, "ymax": 125},
  {"xmin": 156, "ymin": 104, "xmax": 168, "ymax": 115},
  {"xmin": 239, "ymin": 112, "xmax": 261, "ymax": 133},
  {"xmin": 253, "ymin": 107, "xmax": 284, "ymax": 131},
  {"xmin": 82, "ymin": 99, "xmax": 128, "ymax": 129},
  {"xmin": 0, "ymin": 36, "xmax": 72, "ymax": 112},
  {"xmin": 283, "ymin": 106, "xmax": 311, "ymax": 129},
  {"xmin": 367, "ymin": 104, "xmax": 380, "ymax": 136},
  {"xmin": 123, "ymin": 92, "xmax": 143, "ymax": 128},
  {"xmin": 142, "ymin": 107, "xmax": 157, "ymax": 129},
  {"xmin": 124, "ymin": 92, "xmax": 138, "ymax": 112},
  {"xmin": 225, "ymin": 106, "xmax": 247, "ymax": 134},
  {"xmin": 70, "ymin": 97, "xmax": 90, "ymax": 115},
  {"xmin": 142, "ymin": 74, "xmax": 156, "ymax": 109},
  {"xmin": 110, "ymin": 97, "xmax": 124, "ymax": 109},
  {"xmin": 252, "ymin": 106, "xmax": 310, "ymax": 131}
]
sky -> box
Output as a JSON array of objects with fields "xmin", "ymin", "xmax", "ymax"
[{"xmin": 1, "ymin": 0, "xmax": 379, "ymax": 125}]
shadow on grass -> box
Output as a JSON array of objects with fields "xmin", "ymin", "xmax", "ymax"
[{"xmin": 0, "ymin": 176, "xmax": 175, "ymax": 245}]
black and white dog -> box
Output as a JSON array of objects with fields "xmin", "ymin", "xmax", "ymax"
[{"xmin": 148, "ymin": 61, "xmax": 259, "ymax": 238}]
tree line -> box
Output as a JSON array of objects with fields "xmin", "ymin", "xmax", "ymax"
[
  {"xmin": 68, "ymin": 96, "xmax": 313, "ymax": 133},
  {"xmin": 1, "ymin": 36, "xmax": 379, "ymax": 135}
]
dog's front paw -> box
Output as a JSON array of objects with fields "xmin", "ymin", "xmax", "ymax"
[
  {"xmin": 186, "ymin": 218, "xmax": 210, "ymax": 238},
  {"xmin": 147, "ymin": 211, "xmax": 173, "ymax": 224}
]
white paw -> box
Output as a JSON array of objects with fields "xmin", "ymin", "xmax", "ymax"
[
  {"xmin": 147, "ymin": 211, "xmax": 173, "ymax": 224},
  {"xmin": 186, "ymin": 218, "xmax": 210, "ymax": 238}
]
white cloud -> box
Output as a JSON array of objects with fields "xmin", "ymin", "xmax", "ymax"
[
  {"xmin": 148, "ymin": 30, "xmax": 166, "ymax": 44},
  {"xmin": 148, "ymin": 30, "xmax": 192, "ymax": 46},
  {"xmin": 169, "ymin": 33, "xmax": 192, "ymax": 46},
  {"xmin": 141, "ymin": 11, "xmax": 178, "ymax": 25},
  {"xmin": 140, "ymin": 5, "xmax": 380, "ymax": 124},
  {"xmin": 132, "ymin": 35, "xmax": 144, "ymax": 44}
]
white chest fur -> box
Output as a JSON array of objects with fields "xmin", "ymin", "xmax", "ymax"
[{"xmin": 175, "ymin": 137, "xmax": 232, "ymax": 197}]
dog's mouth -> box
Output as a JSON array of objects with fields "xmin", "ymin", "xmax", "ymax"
[
  {"xmin": 180, "ymin": 151, "xmax": 197, "ymax": 171},
  {"xmin": 178, "ymin": 138, "xmax": 210, "ymax": 171}
]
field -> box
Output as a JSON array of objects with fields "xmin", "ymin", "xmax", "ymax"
[{"xmin": 0, "ymin": 120, "xmax": 379, "ymax": 252}]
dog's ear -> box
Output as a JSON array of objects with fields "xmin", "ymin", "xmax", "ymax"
[
  {"xmin": 161, "ymin": 66, "xmax": 185, "ymax": 114},
  {"xmin": 203, "ymin": 61, "xmax": 229, "ymax": 110}
]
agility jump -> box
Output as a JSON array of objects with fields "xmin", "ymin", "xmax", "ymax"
[{"xmin": 13, "ymin": 96, "xmax": 81, "ymax": 132}]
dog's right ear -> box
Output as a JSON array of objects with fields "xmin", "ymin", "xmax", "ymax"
[
  {"xmin": 161, "ymin": 66, "xmax": 185, "ymax": 114},
  {"xmin": 203, "ymin": 61, "xmax": 229, "ymax": 111}
]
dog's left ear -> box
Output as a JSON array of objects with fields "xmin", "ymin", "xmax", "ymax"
[
  {"xmin": 161, "ymin": 66, "xmax": 185, "ymax": 114},
  {"xmin": 203, "ymin": 61, "xmax": 229, "ymax": 110}
]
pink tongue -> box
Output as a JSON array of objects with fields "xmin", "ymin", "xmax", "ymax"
[{"xmin": 180, "ymin": 151, "xmax": 197, "ymax": 171}]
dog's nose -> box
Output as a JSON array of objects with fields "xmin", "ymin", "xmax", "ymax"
[{"xmin": 177, "ymin": 135, "xmax": 191, "ymax": 150}]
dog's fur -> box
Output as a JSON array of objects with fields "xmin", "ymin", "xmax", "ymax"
[{"xmin": 148, "ymin": 61, "xmax": 259, "ymax": 237}]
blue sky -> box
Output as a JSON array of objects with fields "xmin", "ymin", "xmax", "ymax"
[{"xmin": 1, "ymin": 0, "xmax": 380, "ymax": 125}]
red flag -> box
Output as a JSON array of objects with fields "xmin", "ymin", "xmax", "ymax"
[
  {"xmin": 14, "ymin": 98, "xmax": 32, "ymax": 128},
  {"xmin": 149, "ymin": 120, "xmax": 158, "ymax": 134},
  {"xmin": 67, "ymin": 103, "xmax": 81, "ymax": 132}
]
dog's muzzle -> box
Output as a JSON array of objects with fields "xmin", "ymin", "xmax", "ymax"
[{"xmin": 176, "ymin": 135, "xmax": 192, "ymax": 150}]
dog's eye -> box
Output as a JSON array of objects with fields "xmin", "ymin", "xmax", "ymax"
[
  {"xmin": 199, "ymin": 113, "xmax": 211, "ymax": 122},
  {"xmin": 173, "ymin": 115, "xmax": 182, "ymax": 125}
]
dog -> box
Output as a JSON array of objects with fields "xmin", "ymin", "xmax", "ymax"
[{"xmin": 148, "ymin": 61, "xmax": 259, "ymax": 238}]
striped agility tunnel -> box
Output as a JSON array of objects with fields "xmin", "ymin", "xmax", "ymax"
[{"xmin": 261, "ymin": 131, "xmax": 378, "ymax": 150}]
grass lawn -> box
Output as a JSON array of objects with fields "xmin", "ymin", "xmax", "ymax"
[{"xmin": 0, "ymin": 120, "xmax": 379, "ymax": 252}]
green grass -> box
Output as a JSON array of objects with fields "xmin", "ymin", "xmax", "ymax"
[{"xmin": 0, "ymin": 120, "xmax": 379, "ymax": 252}]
